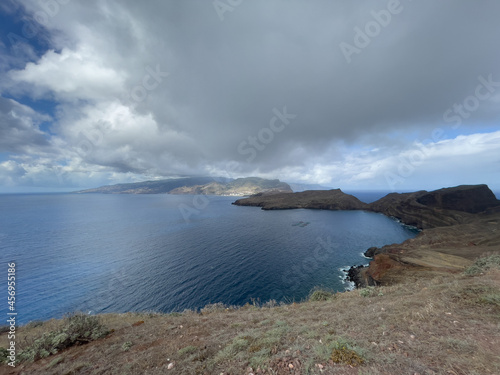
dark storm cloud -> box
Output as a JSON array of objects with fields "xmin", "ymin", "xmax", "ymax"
[
  {"xmin": 3, "ymin": 0, "xmax": 500, "ymax": 189},
  {"xmin": 114, "ymin": 0, "xmax": 500, "ymax": 170}
]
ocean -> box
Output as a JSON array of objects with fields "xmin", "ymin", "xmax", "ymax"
[{"xmin": 0, "ymin": 193, "xmax": 418, "ymax": 324}]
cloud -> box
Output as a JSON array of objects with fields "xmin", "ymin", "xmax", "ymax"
[
  {"xmin": 296, "ymin": 131, "xmax": 500, "ymax": 191},
  {"xmin": 1, "ymin": 0, "xmax": 500, "ymax": 191},
  {"xmin": 0, "ymin": 97, "xmax": 51, "ymax": 153},
  {"xmin": 8, "ymin": 46, "xmax": 126, "ymax": 101}
]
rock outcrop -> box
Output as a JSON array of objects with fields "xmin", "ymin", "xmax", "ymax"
[
  {"xmin": 233, "ymin": 189, "xmax": 369, "ymax": 210},
  {"xmin": 367, "ymin": 184, "xmax": 500, "ymax": 229}
]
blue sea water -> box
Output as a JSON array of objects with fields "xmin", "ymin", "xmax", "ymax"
[{"xmin": 0, "ymin": 193, "xmax": 417, "ymax": 324}]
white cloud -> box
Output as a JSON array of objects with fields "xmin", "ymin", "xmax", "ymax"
[
  {"xmin": 8, "ymin": 46, "xmax": 126, "ymax": 101},
  {"xmin": 296, "ymin": 131, "xmax": 500, "ymax": 191},
  {"xmin": 1, "ymin": 1, "xmax": 500, "ymax": 192}
]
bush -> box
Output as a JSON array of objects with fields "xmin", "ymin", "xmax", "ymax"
[
  {"xmin": 0, "ymin": 347, "xmax": 8, "ymax": 364},
  {"xmin": 465, "ymin": 254, "xmax": 500, "ymax": 276},
  {"xmin": 480, "ymin": 293, "xmax": 500, "ymax": 306},
  {"xmin": 330, "ymin": 339, "xmax": 365, "ymax": 366},
  {"xmin": 331, "ymin": 345, "xmax": 364, "ymax": 366},
  {"xmin": 121, "ymin": 341, "xmax": 133, "ymax": 352},
  {"xmin": 18, "ymin": 312, "xmax": 109, "ymax": 362},
  {"xmin": 359, "ymin": 286, "xmax": 375, "ymax": 297},
  {"xmin": 309, "ymin": 288, "xmax": 334, "ymax": 301}
]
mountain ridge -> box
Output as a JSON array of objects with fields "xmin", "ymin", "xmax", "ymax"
[{"xmin": 75, "ymin": 177, "xmax": 292, "ymax": 196}]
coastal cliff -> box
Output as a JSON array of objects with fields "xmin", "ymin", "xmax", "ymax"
[
  {"xmin": 234, "ymin": 184, "xmax": 500, "ymax": 288},
  {"xmin": 367, "ymin": 184, "xmax": 500, "ymax": 229}
]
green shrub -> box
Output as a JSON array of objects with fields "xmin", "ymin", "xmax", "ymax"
[
  {"xmin": 18, "ymin": 312, "xmax": 109, "ymax": 362},
  {"xmin": 121, "ymin": 341, "xmax": 133, "ymax": 352},
  {"xmin": 0, "ymin": 347, "xmax": 8, "ymax": 364},
  {"xmin": 465, "ymin": 254, "xmax": 500, "ymax": 275},
  {"xmin": 359, "ymin": 286, "xmax": 375, "ymax": 297},
  {"xmin": 309, "ymin": 288, "xmax": 334, "ymax": 301},
  {"xmin": 480, "ymin": 293, "xmax": 500, "ymax": 306}
]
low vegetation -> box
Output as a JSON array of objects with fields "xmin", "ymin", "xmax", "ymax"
[
  {"xmin": 464, "ymin": 253, "xmax": 500, "ymax": 275},
  {"xmin": 16, "ymin": 313, "xmax": 109, "ymax": 363},
  {"xmin": 1, "ymin": 254, "xmax": 499, "ymax": 374},
  {"xmin": 308, "ymin": 288, "xmax": 336, "ymax": 302}
]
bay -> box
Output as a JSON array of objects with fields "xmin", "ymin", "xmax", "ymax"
[{"xmin": 0, "ymin": 193, "xmax": 417, "ymax": 324}]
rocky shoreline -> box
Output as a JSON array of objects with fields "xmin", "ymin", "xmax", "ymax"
[{"xmin": 235, "ymin": 184, "xmax": 500, "ymax": 288}]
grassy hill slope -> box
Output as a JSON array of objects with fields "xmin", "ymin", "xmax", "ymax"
[{"xmin": 1, "ymin": 256, "xmax": 499, "ymax": 374}]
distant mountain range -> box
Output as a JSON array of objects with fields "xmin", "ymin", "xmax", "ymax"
[{"xmin": 75, "ymin": 177, "xmax": 292, "ymax": 196}]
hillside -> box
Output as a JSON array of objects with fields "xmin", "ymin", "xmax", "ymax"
[
  {"xmin": 367, "ymin": 184, "xmax": 500, "ymax": 229},
  {"xmin": 75, "ymin": 177, "xmax": 224, "ymax": 194},
  {"xmin": 170, "ymin": 177, "xmax": 292, "ymax": 196},
  {"xmin": 2, "ymin": 260, "xmax": 499, "ymax": 374},
  {"xmin": 75, "ymin": 177, "xmax": 291, "ymax": 196}
]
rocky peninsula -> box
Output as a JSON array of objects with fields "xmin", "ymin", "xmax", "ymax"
[
  {"xmin": 233, "ymin": 189, "xmax": 368, "ymax": 210},
  {"xmin": 234, "ymin": 184, "xmax": 500, "ymax": 287}
]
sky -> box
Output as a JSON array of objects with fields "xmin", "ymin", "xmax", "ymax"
[{"xmin": 0, "ymin": 0, "xmax": 499, "ymax": 193}]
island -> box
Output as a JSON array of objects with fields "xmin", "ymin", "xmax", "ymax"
[{"xmin": 76, "ymin": 177, "xmax": 292, "ymax": 196}]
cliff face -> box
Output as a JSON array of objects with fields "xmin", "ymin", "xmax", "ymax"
[
  {"xmin": 233, "ymin": 189, "xmax": 369, "ymax": 210},
  {"xmin": 367, "ymin": 184, "xmax": 500, "ymax": 229},
  {"xmin": 415, "ymin": 184, "xmax": 499, "ymax": 213}
]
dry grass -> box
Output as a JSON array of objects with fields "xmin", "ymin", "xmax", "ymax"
[{"xmin": 1, "ymin": 267, "xmax": 500, "ymax": 374}]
